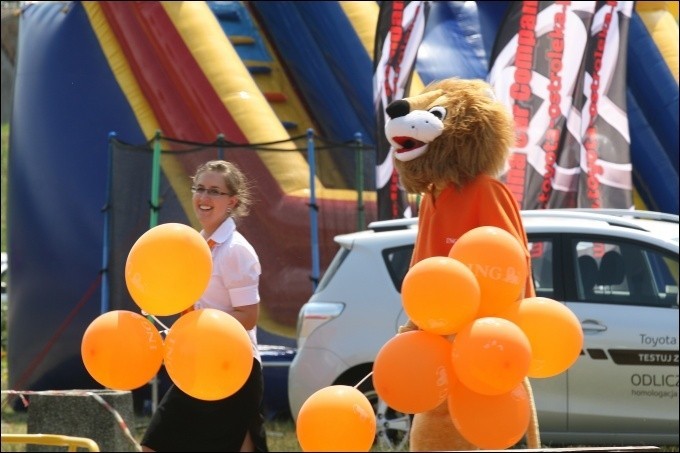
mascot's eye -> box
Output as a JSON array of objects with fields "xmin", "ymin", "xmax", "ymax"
[{"xmin": 428, "ymin": 106, "xmax": 447, "ymax": 121}]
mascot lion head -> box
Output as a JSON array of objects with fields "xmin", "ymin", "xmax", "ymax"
[{"xmin": 386, "ymin": 78, "xmax": 514, "ymax": 194}]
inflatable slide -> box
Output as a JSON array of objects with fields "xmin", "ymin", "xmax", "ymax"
[
  {"xmin": 6, "ymin": 1, "xmax": 678, "ymax": 403},
  {"xmin": 8, "ymin": 1, "xmax": 373, "ymax": 397}
]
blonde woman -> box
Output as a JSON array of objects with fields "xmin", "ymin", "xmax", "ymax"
[{"xmin": 142, "ymin": 160, "xmax": 268, "ymax": 452}]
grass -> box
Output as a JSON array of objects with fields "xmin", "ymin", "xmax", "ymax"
[{"xmin": 0, "ymin": 411, "xmax": 302, "ymax": 452}]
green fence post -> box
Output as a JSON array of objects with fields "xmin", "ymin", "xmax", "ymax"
[{"xmin": 150, "ymin": 130, "xmax": 162, "ymax": 228}]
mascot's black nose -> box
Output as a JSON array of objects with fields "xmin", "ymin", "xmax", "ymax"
[{"xmin": 386, "ymin": 100, "xmax": 410, "ymax": 119}]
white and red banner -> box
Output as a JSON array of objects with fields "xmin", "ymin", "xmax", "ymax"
[
  {"xmin": 373, "ymin": 0, "xmax": 429, "ymax": 219},
  {"xmin": 488, "ymin": 1, "xmax": 634, "ymax": 210}
]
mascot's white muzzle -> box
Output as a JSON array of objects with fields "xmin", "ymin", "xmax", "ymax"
[{"xmin": 385, "ymin": 110, "xmax": 444, "ymax": 162}]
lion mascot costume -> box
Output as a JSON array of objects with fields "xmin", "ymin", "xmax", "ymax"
[{"xmin": 385, "ymin": 78, "xmax": 541, "ymax": 451}]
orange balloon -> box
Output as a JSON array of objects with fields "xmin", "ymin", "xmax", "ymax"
[
  {"xmin": 401, "ymin": 257, "xmax": 480, "ymax": 335},
  {"xmin": 81, "ymin": 310, "xmax": 163, "ymax": 390},
  {"xmin": 163, "ymin": 308, "xmax": 253, "ymax": 401},
  {"xmin": 296, "ymin": 385, "xmax": 376, "ymax": 452},
  {"xmin": 447, "ymin": 372, "xmax": 531, "ymax": 450},
  {"xmin": 373, "ymin": 330, "xmax": 452, "ymax": 414},
  {"xmin": 448, "ymin": 226, "xmax": 527, "ymax": 317},
  {"xmin": 125, "ymin": 223, "xmax": 212, "ymax": 316},
  {"xmin": 500, "ymin": 297, "xmax": 584, "ymax": 378},
  {"xmin": 452, "ymin": 317, "xmax": 531, "ymax": 395}
]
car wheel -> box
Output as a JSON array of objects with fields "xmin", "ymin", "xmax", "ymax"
[{"xmin": 363, "ymin": 387, "xmax": 411, "ymax": 451}]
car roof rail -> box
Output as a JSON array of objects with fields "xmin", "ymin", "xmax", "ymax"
[
  {"xmin": 367, "ymin": 217, "xmax": 418, "ymax": 232},
  {"xmin": 572, "ymin": 208, "xmax": 679, "ymax": 223},
  {"xmin": 520, "ymin": 208, "xmax": 675, "ymax": 231},
  {"xmin": 366, "ymin": 209, "xmax": 678, "ymax": 233}
]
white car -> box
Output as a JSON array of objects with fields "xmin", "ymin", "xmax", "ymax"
[{"xmin": 288, "ymin": 209, "xmax": 679, "ymax": 449}]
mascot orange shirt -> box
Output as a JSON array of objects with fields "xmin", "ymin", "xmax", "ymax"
[
  {"xmin": 386, "ymin": 78, "xmax": 540, "ymax": 451},
  {"xmin": 412, "ymin": 174, "xmax": 535, "ymax": 299}
]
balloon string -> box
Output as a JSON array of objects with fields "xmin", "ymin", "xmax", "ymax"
[
  {"xmin": 86, "ymin": 390, "xmax": 142, "ymax": 452},
  {"xmin": 354, "ymin": 372, "xmax": 373, "ymax": 389},
  {"xmin": 141, "ymin": 311, "xmax": 170, "ymax": 334}
]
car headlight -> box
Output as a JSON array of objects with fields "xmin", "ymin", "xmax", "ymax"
[{"xmin": 296, "ymin": 302, "xmax": 345, "ymax": 350}]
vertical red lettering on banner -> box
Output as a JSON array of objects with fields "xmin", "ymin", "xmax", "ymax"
[
  {"xmin": 384, "ymin": 1, "xmax": 404, "ymax": 100},
  {"xmin": 584, "ymin": 1, "xmax": 615, "ymax": 209},
  {"xmin": 508, "ymin": 1, "xmax": 538, "ymax": 206},
  {"xmin": 538, "ymin": 1, "xmax": 569, "ymax": 207}
]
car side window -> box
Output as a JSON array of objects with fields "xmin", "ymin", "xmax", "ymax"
[
  {"xmin": 529, "ymin": 239, "xmax": 554, "ymax": 298},
  {"xmin": 572, "ymin": 239, "xmax": 679, "ymax": 307},
  {"xmin": 384, "ymin": 245, "xmax": 414, "ymax": 292},
  {"xmin": 627, "ymin": 244, "xmax": 679, "ymax": 307}
]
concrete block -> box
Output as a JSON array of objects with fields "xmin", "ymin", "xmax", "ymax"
[{"xmin": 26, "ymin": 389, "xmax": 137, "ymax": 452}]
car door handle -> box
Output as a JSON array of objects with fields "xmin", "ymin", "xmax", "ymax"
[{"xmin": 581, "ymin": 319, "xmax": 607, "ymax": 332}]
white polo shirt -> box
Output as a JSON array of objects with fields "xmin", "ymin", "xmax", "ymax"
[{"xmin": 193, "ymin": 217, "xmax": 261, "ymax": 362}]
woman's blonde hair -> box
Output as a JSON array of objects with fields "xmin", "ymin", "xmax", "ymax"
[{"xmin": 192, "ymin": 160, "xmax": 254, "ymax": 220}]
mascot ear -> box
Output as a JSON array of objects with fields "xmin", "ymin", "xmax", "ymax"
[
  {"xmin": 386, "ymin": 100, "xmax": 410, "ymax": 119},
  {"xmin": 386, "ymin": 88, "xmax": 447, "ymax": 120}
]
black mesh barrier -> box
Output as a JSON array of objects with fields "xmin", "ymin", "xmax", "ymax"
[{"xmin": 106, "ymin": 133, "xmax": 379, "ymax": 334}]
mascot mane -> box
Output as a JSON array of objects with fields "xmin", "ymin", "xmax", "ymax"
[{"xmin": 387, "ymin": 78, "xmax": 514, "ymax": 193}]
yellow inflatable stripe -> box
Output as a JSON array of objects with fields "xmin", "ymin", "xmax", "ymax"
[
  {"xmin": 81, "ymin": 2, "xmax": 199, "ymax": 228},
  {"xmin": 160, "ymin": 2, "xmax": 311, "ymax": 193},
  {"xmin": 82, "ymin": 2, "xmax": 158, "ymax": 140},
  {"xmin": 633, "ymin": 189, "xmax": 648, "ymax": 211},
  {"xmin": 246, "ymin": 18, "xmax": 350, "ymax": 189},
  {"xmin": 339, "ymin": 1, "xmax": 425, "ymax": 96},
  {"xmin": 669, "ymin": 1, "xmax": 679, "ymax": 20},
  {"xmin": 636, "ymin": 1, "xmax": 676, "ymax": 16},
  {"xmin": 636, "ymin": 2, "xmax": 679, "ymax": 83},
  {"xmin": 339, "ymin": 1, "xmax": 380, "ymax": 56},
  {"xmin": 86, "ymin": 2, "xmax": 373, "ymax": 206},
  {"xmin": 162, "ymin": 1, "xmax": 373, "ymax": 202}
]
